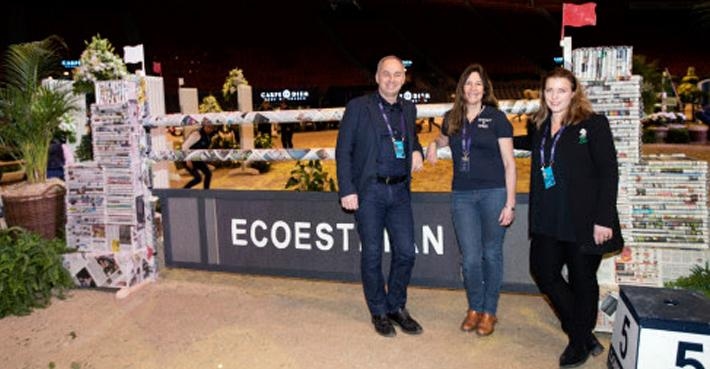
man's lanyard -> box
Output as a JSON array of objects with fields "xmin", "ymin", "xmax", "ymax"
[
  {"xmin": 540, "ymin": 123, "xmax": 565, "ymax": 168},
  {"xmin": 378, "ymin": 102, "xmax": 405, "ymax": 143}
]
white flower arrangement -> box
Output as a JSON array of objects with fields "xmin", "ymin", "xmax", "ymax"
[
  {"xmin": 55, "ymin": 113, "xmax": 77, "ymax": 143},
  {"xmin": 222, "ymin": 68, "xmax": 249, "ymax": 101},
  {"xmin": 642, "ymin": 111, "xmax": 687, "ymax": 126},
  {"xmin": 73, "ymin": 34, "xmax": 128, "ymax": 94}
]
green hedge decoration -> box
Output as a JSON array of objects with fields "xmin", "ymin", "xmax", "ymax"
[
  {"xmin": 0, "ymin": 227, "xmax": 74, "ymax": 318},
  {"xmin": 665, "ymin": 262, "xmax": 710, "ymax": 298}
]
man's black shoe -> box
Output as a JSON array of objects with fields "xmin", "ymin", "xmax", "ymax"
[
  {"xmin": 387, "ymin": 308, "xmax": 423, "ymax": 335},
  {"xmin": 559, "ymin": 343, "xmax": 590, "ymax": 368},
  {"xmin": 587, "ymin": 334, "xmax": 604, "ymax": 356},
  {"xmin": 371, "ymin": 315, "xmax": 396, "ymax": 337}
]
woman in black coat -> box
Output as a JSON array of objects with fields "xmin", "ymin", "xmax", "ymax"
[{"xmin": 528, "ymin": 68, "xmax": 623, "ymax": 368}]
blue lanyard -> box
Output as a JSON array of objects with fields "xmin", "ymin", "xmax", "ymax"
[
  {"xmin": 378, "ymin": 102, "xmax": 405, "ymax": 142},
  {"xmin": 540, "ymin": 123, "xmax": 565, "ymax": 167},
  {"xmin": 461, "ymin": 106, "xmax": 485, "ymax": 157},
  {"xmin": 461, "ymin": 120, "xmax": 472, "ymax": 157}
]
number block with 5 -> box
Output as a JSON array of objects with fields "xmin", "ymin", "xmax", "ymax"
[{"xmin": 608, "ymin": 285, "xmax": 710, "ymax": 369}]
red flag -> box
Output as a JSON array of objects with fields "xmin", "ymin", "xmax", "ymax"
[
  {"xmin": 152, "ymin": 61, "xmax": 162, "ymax": 75},
  {"xmin": 563, "ymin": 3, "xmax": 597, "ymax": 27}
]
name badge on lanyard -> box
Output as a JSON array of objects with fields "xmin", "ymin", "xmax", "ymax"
[
  {"xmin": 541, "ymin": 166, "xmax": 556, "ymax": 189},
  {"xmin": 460, "ymin": 153, "xmax": 470, "ymax": 172},
  {"xmin": 393, "ymin": 139, "xmax": 405, "ymax": 159},
  {"xmin": 540, "ymin": 124, "xmax": 565, "ymax": 190},
  {"xmin": 378, "ymin": 102, "xmax": 407, "ymax": 160},
  {"xmin": 460, "ymin": 117, "xmax": 474, "ymax": 173}
]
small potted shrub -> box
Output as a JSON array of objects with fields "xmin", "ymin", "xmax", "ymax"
[{"xmin": 285, "ymin": 160, "xmax": 337, "ymax": 192}]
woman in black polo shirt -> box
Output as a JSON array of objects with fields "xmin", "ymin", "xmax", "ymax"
[{"xmin": 426, "ymin": 63, "xmax": 516, "ymax": 337}]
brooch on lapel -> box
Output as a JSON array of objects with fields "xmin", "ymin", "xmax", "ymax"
[{"xmin": 578, "ymin": 128, "xmax": 588, "ymax": 144}]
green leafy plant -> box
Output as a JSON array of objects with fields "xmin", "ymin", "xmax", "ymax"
[
  {"xmin": 641, "ymin": 127, "xmax": 659, "ymax": 143},
  {"xmin": 0, "ymin": 36, "xmax": 77, "ymax": 184},
  {"xmin": 75, "ymin": 130, "xmax": 93, "ymax": 162},
  {"xmin": 665, "ymin": 262, "xmax": 710, "ymax": 298},
  {"xmin": 0, "ymin": 227, "xmax": 74, "ymax": 318},
  {"xmin": 254, "ymin": 132, "xmax": 272, "ymax": 149},
  {"xmin": 632, "ymin": 55, "xmax": 662, "ymax": 114},
  {"xmin": 665, "ymin": 127, "xmax": 690, "ymax": 143},
  {"xmin": 285, "ymin": 160, "xmax": 337, "ymax": 192},
  {"xmin": 250, "ymin": 133, "xmax": 272, "ymax": 173}
]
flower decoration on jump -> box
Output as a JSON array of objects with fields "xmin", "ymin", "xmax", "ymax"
[
  {"xmin": 72, "ymin": 34, "xmax": 128, "ymax": 95},
  {"xmin": 222, "ymin": 68, "xmax": 249, "ymax": 102},
  {"xmin": 578, "ymin": 128, "xmax": 588, "ymax": 144},
  {"xmin": 199, "ymin": 95, "xmax": 223, "ymax": 113}
]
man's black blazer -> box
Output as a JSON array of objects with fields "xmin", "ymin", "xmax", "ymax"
[{"xmin": 336, "ymin": 93, "xmax": 422, "ymax": 198}]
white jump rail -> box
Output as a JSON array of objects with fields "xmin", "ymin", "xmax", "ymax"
[{"xmin": 145, "ymin": 101, "xmax": 537, "ymax": 162}]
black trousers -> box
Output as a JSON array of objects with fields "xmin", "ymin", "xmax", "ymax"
[
  {"xmin": 529, "ymin": 233, "xmax": 602, "ymax": 345},
  {"xmin": 281, "ymin": 124, "xmax": 295, "ymax": 148},
  {"xmin": 184, "ymin": 161, "xmax": 212, "ymax": 189}
]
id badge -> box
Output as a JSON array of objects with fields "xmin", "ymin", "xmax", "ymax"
[
  {"xmin": 393, "ymin": 139, "xmax": 405, "ymax": 159},
  {"xmin": 460, "ymin": 155, "xmax": 470, "ymax": 172},
  {"xmin": 541, "ymin": 166, "xmax": 556, "ymax": 189}
]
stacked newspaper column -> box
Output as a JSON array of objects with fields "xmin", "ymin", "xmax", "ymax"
[
  {"xmin": 575, "ymin": 46, "xmax": 710, "ymax": 332},
  {"xmin": 63, "ymin": 80, "xmax": 157, "ymax": 289},
  {"xmin": 575, "ymin": 46, "xmax": 643, "ymax": 306},
  {"xmin": 572, "ymin": 46, "xmax": 633, "ymax": 82},
  {"xmin": 616, "ymin": 154, "xmax": 709, "ymax": 286},
  {"xmin": 580, "ymin": 76, "xmax": 642, "ymax": 164},
  {"xmin": 581, "ymin": 74, "xmax": 645, "ymax": 332}
]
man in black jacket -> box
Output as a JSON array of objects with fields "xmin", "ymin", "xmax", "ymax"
[{"xmin": 336, "ymin": 55, "xmax": 424, "ymax": 337}]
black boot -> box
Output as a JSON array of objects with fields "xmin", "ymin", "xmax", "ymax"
[
  {"xmin": 587, "ymin": 334, "xmax": 604, "ymax": 356},
  {"xmin": 371, "ymin": 314, "xmax": 396, "ymax": 337},
  {"xmin": 559, "ymin": 342, "xmax": 590, "ymax": 368}
]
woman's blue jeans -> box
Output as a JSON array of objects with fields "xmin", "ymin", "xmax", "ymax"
[{"xmin": 451, "ymin": 188, "xmax": 507, "ymax": 315}]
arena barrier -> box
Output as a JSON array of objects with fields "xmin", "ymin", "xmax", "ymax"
[
  {"xmin": 148, "ymin": 101, "xmax": 538, "ymax": 292},
  {"xmin": 154, "ymin": 190, "xmax": 535, "ymax": 291}
]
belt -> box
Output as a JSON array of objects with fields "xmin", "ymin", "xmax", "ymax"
[{"xmin": 376, "ymin": 175, "xmax": 407, "ymax": 185}]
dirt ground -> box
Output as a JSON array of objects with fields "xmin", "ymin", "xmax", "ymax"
[
  {"xmin": 1, "ymin": 268, "xmax": 613, "ymax": 369},
  {"xmin": 2, "ymin": 128, "xmax": 708, "ymax": 369}
]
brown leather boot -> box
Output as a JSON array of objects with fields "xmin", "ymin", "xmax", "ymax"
[
  {"xmin": 476, "ymin": 313, "xmax": 497, "ymax": 336},
  {"xmin": 460, "ymin": 310, "xmax": 481, "ymax": 332}
]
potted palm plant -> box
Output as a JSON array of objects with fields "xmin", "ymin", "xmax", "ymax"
[{"xmin": 0, "ymin": 36, "xmax": 77, "ymax": 239}]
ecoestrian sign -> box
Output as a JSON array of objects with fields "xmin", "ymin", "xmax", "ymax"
[{"xmin": 157, "ymin": 190, "xmax": 533, "ymax": 291}]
